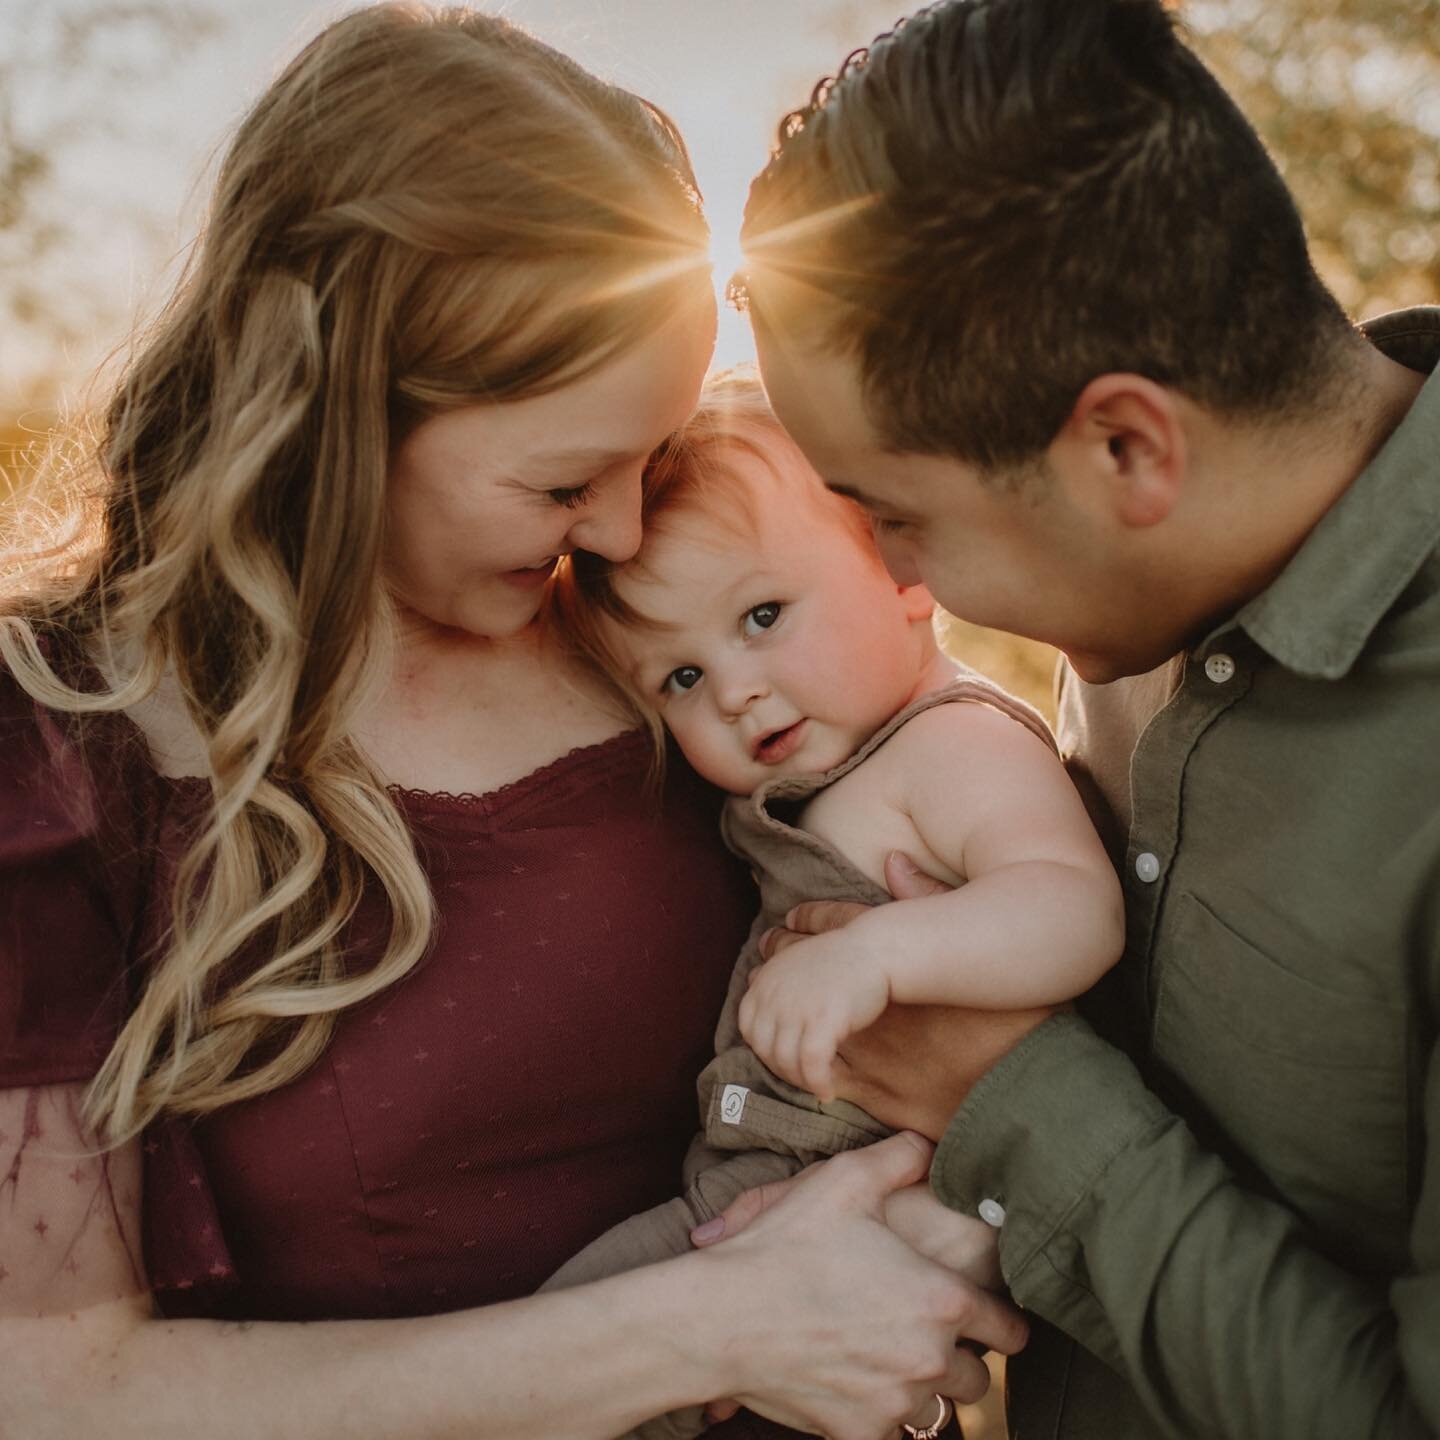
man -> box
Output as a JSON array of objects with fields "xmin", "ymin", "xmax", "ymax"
[{"xmin": 732, "ymin": 0, "xmax": 1439, "ymax": 1434}]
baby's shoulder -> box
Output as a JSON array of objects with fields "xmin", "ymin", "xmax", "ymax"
[{"xmin": 879, "ymin": 691, "xmax": 1057, "ymax": 774}]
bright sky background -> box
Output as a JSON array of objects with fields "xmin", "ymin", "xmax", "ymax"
[{"xmin": 0, "ymin": 0, "xmax": 903, "ymax": 404}]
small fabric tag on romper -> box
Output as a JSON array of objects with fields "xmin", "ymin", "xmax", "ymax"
[{"xmin": 719, "ymin": 1084, "xmax": 750, "ymax": 1124}]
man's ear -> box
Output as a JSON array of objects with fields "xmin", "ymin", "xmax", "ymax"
[
  {"xmin": 900, "ymin": 583, "xmax": 936, "ymax": 622},
  {"xmin": 1057, "ymin": 374, "xmax": 1187, "ymax": 529}
]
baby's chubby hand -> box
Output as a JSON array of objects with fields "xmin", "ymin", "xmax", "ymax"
[{"xmin": 738, "ymin": 930, "xmax": 891, "ymax": 1101}]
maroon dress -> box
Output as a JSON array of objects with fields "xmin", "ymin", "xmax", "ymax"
[{"xmin": 0, "ymin": 661, "xmax": 791, "ymax": 1436}]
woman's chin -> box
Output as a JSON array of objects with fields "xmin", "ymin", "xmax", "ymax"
[{"xmin": 396, "ymin": 590, "xmax": 550, "ymax": 646}]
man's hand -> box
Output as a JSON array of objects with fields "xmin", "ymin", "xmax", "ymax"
[
  {"xmin": 753, "ymin": 850, "xmax": 947, "ymax": 967},
  {"xmin": 883, "ymin": 1183, "xmax": 1003, "ymax": 1291},
  {"xmin": 757, "ymin": 851, "xmax": 1060, "ymax": 1139},
  {"xmin": 836, "ymin": 999, "xmax": 1058, "ymax": 1140}
]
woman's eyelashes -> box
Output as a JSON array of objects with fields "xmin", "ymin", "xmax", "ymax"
[{"xmin": 548, "ymin": 480, "xmax": 597, "ymax": 509}]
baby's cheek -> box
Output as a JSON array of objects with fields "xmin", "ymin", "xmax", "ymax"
[
  {"xmin": 665, "ymin": 718, "xmax": 711, "ymax": 774},
  {"xmin": 686, "ymin": 731, "xmax": 753, "ymax": 796}
]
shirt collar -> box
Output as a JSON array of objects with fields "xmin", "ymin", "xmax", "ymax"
[{"xmin": 1229, "ymin": 306, "xmax": 1440, "ymax": 680}]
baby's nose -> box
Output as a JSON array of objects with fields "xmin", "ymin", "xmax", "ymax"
[{"xmin": 717, "ymin": 672, "xmax": 768, "ymax": 718}]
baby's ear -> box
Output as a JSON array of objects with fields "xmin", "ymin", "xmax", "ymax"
[{"xmin": 900, "ymin": 584, "xmax": 935, "ymax": 622}]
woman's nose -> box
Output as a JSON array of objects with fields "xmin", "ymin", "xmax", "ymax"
[{"xmin": 569, "ymin": 469, "xmax": 643, "ymax": 563}]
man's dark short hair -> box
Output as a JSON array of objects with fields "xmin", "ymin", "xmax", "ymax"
[{"xmin": 737, "ymin": 0, "xmax": 1356, "ymax": 471}]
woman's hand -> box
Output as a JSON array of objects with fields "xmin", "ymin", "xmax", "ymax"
[
  {"xmin": 758, "ymin": 851, "xmax": 1060, "ymax": 1140},
  {"xmin": 687, "ymin": 1133, "xmax": 1028, "ymax": 1439},
  {"xmin": 699, "ymin": 1176, "xmax": 1003, "ymax": 1295}
]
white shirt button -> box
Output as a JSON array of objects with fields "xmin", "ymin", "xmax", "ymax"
[
  {"xmin": 1134, "ymin": 851, "xmax": 1161, "ymax": 883},
  {"xmin": 1204, "ymin": 653, "xmax": 1236, "ymax": 684},
  {"xmin": 978, "ymin": 1198, "xmax": 1007, "ymax": 1228}
]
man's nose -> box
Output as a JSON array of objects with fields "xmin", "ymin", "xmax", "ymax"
[
  {"xmin": 569, "ymin": 469, "xmax": 643, "ymax": 563},
  {"xmin": 874, "ymin": 525, "xmax": 923, "ymax": 588}
]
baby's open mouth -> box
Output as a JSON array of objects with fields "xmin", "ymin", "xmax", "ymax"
[{"xmin": 753, "ymin": 720, "xmax": 808, "ymax": 764}]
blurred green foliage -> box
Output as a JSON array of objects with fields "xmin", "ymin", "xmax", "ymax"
[{"xmin": 1188, "ymin": 0, "xmax": 1439, "ymax": 315}]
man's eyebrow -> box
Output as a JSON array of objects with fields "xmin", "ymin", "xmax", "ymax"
[{"xmin": 826, "ymin": 481, "xmax": 886, "ymax": 510}]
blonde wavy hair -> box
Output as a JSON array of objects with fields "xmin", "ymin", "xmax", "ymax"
[{"xmin": 0, "ymin": 2, "xmax": 710, "ymax": 1142}]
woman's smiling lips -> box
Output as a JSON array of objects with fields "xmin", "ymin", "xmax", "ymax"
[
  {"xmin": 753, "ymin": 719, "xmax": 808, "ymax": 765},
  {"xmin": 500, "ymin": 558, "xmax": 559, "ymax": 590}
]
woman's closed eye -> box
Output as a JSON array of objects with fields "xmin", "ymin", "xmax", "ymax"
[
  {"xmin": 742, "ymin": 601, "xmax": 782, "ymax": 636},
  {"xmin": 662, "ymin": 664, "xmax": 704, "ymax": 696},
  {"xmin": 548, "ymin": 480, "xmax": 597, "ymax": 509}
]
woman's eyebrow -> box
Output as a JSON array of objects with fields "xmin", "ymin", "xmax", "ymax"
[{"xmin": 532, "ymin": 444, "xmax": 634, "ymax": 468}]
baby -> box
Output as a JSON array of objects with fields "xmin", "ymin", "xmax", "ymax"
[{"xmin": 543, "ymin": 373, "xmax": 1123, "ymax": 1438}]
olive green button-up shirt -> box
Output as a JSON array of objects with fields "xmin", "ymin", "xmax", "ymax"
[{"xmin": 931, "ymin": 306, "xmax": 1440, "ymax": 1439}]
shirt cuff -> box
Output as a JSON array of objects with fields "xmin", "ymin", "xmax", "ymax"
[{"xmin": 930, "ymin": 1012, "xmax": 1170, "ymax": 1288}]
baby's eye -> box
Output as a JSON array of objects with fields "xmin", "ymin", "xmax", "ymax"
[
  {"xmin": 548, "ymin": 481, "xmax": 596, "ymax": 509},
  {"xmin": 663, "ymin": 665, "xmax": 704, "ymax": 695},
  {"xmin": 872, "ymin": 516, "xmax": 907, "ymax": 535},
  {"xmin": 743, "ymin": 602, "xmax": 782, "ymax": 636}
]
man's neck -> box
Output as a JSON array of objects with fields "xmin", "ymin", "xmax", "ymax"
[{"xmin": 1179, "ymin": 340, "xmax": 1428, "ymax": 630}]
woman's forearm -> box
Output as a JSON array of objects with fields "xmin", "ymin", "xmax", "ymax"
[
  {"xmin": 3, "ymin": 1088, "xmax": 1021, "ymax": 1440},
  {"xmin": 4, "ymin": 1262, "xmax": 722, "ymax": 1440},
  {"xmin": 0, "ymin": 1085, "xmax": 725, "ymax": 1440}
]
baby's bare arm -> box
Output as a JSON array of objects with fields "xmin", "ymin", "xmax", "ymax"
[
  {"xmin": 738, "ymin": 704, "xmax": 1121, "ymax": 1097},
  {"xmin": 835, "ymin": 702, "xmax": 1123, "ymax": 1009}
]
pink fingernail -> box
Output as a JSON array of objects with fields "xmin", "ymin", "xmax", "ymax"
[{"xmin": 691, "ymin": 1218, "xmax": 725, "ymax": 1244}]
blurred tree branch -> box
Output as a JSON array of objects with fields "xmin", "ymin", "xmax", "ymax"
[
  {"xmin": 0, "ymin": 2, "xmax": 216, "ymax": 400},
  {"xmin": 1188, "ymin": 0, "xmax": 1440, "ymax": 313}
]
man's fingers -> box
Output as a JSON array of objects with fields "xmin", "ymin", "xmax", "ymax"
[
  {"xmin": 759, "ymin": 897, "xmax": 873, "ymax": 958},
  {"xmin": 949, "ymin": 1281, "xmax": 1030, "ymax": 1357},
  {"xmin": 884, "ymin": 850, "xmax": 953, "ymax": 900},
  {"xmin": 883, "ymin": 1187, "xmax": 1004, "ymax": 1287},
  {"xmin": 757, "ymin": 926, "xmax": 804, "ymax": 960},
  {"xmin": 814, "ymin": 1131, "xmax": 934, "ymax": 1209},
  {"xmin": 783, "ymin": 899, "xmax": 872, "ymax": 935}
]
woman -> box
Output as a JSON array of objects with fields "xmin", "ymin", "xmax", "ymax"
[{"xmin": 0, "ymin": 7, "xmax": 1018, "ymax": 1436}]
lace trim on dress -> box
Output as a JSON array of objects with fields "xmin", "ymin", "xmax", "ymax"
[
  {"xmin": 385, "ymin": 728, "xmax": 648, "ymax": 827},
  {"xmin": 156, "ymin": 734, "xmax": 648, "ymax": 810}
]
